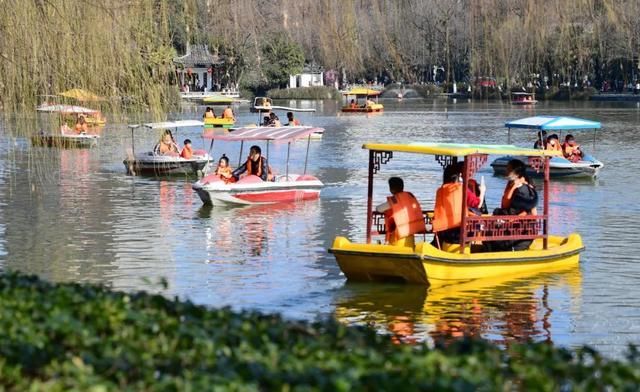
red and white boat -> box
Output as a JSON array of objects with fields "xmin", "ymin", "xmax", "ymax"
[{"xmin": 192, "ymin": 126, "xmax": 324, "ymax": 206}]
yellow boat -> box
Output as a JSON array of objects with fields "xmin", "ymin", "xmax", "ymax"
[
  {"xmin": 341, "ymin": 88, "xmax": 384, "ymax": 113},
  {"xmin": 329, "ymin": 142, "xmax": 585, "ymax": 288},
  {"xmin": 203, "ymin": 117, "xmax": 235, "ymax": 129}
]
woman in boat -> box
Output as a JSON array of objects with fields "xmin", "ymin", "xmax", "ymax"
[
  {"xmin": 232, "ymin": 145, "xmax": 271, "ymax": 181},
  {"xmin": 203, "ymin": 107, "xmax": 216, "ymax": 119},
  {"xmin": 375, "ymin": 177, "xmax": 425, "ymax": 247},
  {"xmin": 562, "ymin": 134, "xmax": 583, "ymax": 163},
  {"xmin": 285, "ymin": 112, "xmax": 301, "ymax": 126},
  {"xmin": 545, "ymin": 134, "xmax": 561, "ymax": 152},
  {"xmin": 486, "ymin": 159, "xmax": 538, "ymax": 252},
  {"xmin": 268, "ymin": 112, "xmax": 282, "ymax": 127},
  {"xmin": 154, "ymin": 130, "xmax": 180, "ymax": 155},
  {"xmin": 431, "ymin": 164, "xmax": 486, "ymax": 247},
  {"xmin": 74, "ymin": 116, "xmax": 89, "ymax": 134},
  {"xmin": 534, "ymin": 130, "xmax": 547, "ymax": 149},
  {"xmin": 222, "ymin": 106, "xmax": 235, "ymax": 121},
  {"xmin": 214, "ymin": 154, "xmax": 235, "ymax": 183}
]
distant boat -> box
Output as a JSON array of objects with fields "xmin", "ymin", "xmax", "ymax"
[
  {"xmin": 511, "ymin": 92, "xmax": 538, "ymax": 105},
  {"xmin": 341, "ymin": 88, "xmax": 384, "ymax": 113}
]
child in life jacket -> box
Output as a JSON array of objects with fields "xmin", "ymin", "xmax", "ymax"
[
  {"xmin": 180, "ymin": 139, "xmax": 193, "ymax": 159},
  {"xmin": 215, "ymin": 154, "xmax": 235, "ymax": 183}
]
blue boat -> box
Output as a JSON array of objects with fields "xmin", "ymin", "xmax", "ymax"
[{"xmin": 490, "ymin": 116, "xmax": 604, "ymax": 179}]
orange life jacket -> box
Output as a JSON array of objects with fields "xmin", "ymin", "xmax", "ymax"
[
  {"xmin": 222, "ymin": 108, "xmax": 234, "ymax": 119},
  {"xmin": 204, "ymin": 111, "xmax": 215, "ymax": 118},
  {"xmin": 75, "ymin": 123, "xmax": 88, "ymax": 133},
  {"xmin": 562, "ymin": 142, "xmax": 581, "ymax": 162},
  {"xmin": 383, "ymin": 191, "xmax": 426, "ymax": 244},
  {"xmin": 291, "ymin": 119, "xmax": 300, "ymax": 126},
  {"xmin": 180, "ymin": 145, "xmax": 193, "ymax": 159},
  {"xmin": 546, "ymin": 140, "xmax": 561, "ymax": 151},
  {"xmin": 216, "ymin": 166, "xmax": 235, "ymax": 183},
  {"xmin": 432, "ymin": 183, "xmax": 465, "ymax": 233}
]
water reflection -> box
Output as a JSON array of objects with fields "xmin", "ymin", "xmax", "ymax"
[{"xmin": 333, "ymin": 267, "xmax": 582, "ymax": 346}]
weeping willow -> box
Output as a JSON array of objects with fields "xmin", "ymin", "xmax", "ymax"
[{"xmin": 0, "ymin": 0, "xmax": 179, "ymax": 113}]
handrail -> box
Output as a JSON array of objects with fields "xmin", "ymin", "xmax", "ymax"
[{"xmin": 371, "ymin": 210, "xmax": 434, "ymax": 236}]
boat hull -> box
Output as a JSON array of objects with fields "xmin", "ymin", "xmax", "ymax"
[
  {"xmin": 330, "ymin": 234, "xmax": 583, "ymax": 288},
  {"xmin": 31, "ymin": 134, "xmax": 98, "ymax": 148},
  {"xmin": 193, "ymin": 174, "xmax": 323, "ymax": 206},
  {"xmin": 341, "ymin": 105, "xmax": 384, "ymax": 113},
  {"xmin": 491, "ymin": 155, "xmax": 603, "ymax": 178},
  {"xmin": 123, "ymin": 154, "xmax": 210, "ymax": 176}
]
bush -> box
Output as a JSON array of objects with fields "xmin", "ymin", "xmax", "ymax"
[
  {"xmin": 0, "ymin": 272, "xmax": 638, "ymax": 390},
  {"xmin": 267, "ymin": 86, "xmax": 340, "ymax": 100}
]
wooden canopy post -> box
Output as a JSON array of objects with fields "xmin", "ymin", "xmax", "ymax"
[
  {"xmin": 285, "ymin": 142, "xmax": 291, "ymax": 178},
  {"xmin": 459, "ymin": 156, "xmax": 469, "ymax": 253},
  {"xmin": 543, "ymin": 155, "xmax": 550, "ymax": 250},
  {"xmin": 366, "ymin": 150, "xmax": 375, "ymax": 244},
  {"xmin": 238, "ymin": 141, "xmax": 244, "ymax": 166}
]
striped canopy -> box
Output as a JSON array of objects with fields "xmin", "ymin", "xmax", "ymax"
[{"xmin": 203, "ymin": 126, "xmax": 324, "ymax": 143}]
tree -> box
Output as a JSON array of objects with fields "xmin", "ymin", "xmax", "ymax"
[{"xmin": 261, "ymin": 34, "xmax": 305, "ymax": 88}]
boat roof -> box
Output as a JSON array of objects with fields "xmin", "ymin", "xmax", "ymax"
[
  {"xmin": 129, "ymin": 120, "xmax": 204, "ymax": 129},
  {"xmin": 506, "ymin": 116, "xmax": 601, "ymax": 130},
  {"xmin": 58, "ymin": 88, "xmax": 104, "ymax": 101},
  {"xmin": 254, "ymin": 105, "xmax": 316, "ymax": 112},
  {"xmin": 204, "ymin": 126, "xmax": 324, "ymax": 143},
  {"xmin": 362, "ymin": 142, "xmax": 562, "ymax": 157},
  {"xmin": 342, "ymin": 88, "xmax": 381, "ymax": 96},
  {"xmin": 36, "ymin": 104, "xmax": 99, "ymax": 114}
]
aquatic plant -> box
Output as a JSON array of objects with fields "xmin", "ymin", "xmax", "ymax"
[{"xmin": 0, "ymin": 272, "xmax": 638, "ymax": 390}]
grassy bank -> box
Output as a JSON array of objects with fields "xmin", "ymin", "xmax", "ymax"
[
  {"xmin": 267, "ymin": 86, "xmax": 341, "ymax": 100},
  {"xmin": 0, "ymin": 272, "xmax": 638, "ymax": 390}
]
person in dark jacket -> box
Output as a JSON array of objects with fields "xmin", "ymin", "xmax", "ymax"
[{"xmin": 232, "ymin": 145, "xmax": 270, "ymax": 181}]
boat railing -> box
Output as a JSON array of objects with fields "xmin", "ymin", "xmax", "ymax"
[
  {"xmin": 463, "ymin": 215, "xmax": 546, "ymax": 243},
  {"xmin": 371, "ymin": 211, "xmax": 546, "ymax": 245},
  {"xmin": 371, "ymin": 210, "xmax": 434, "ymax": 236}
]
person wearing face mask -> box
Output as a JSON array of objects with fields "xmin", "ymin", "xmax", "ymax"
[
  {"xmin": 231, "ymin": 145, "xmax": 272, "ymax": 181},
  {"xmin": 486, "ymin": 159, "xmax": 538, "ymax": 252},
  {"xmin": 431, "ymin": 163, "xmax": 486, "ymax": 248}
]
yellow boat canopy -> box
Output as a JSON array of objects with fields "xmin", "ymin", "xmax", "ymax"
[
  {"xmin": 343, "ymin": 88, "xmax": 381, "ymax": 96},
  {"xmin": 58, "ymin": 89, "xmax": 104, "ymax": 102},
  {"xmin": 362, "ymin": 142, "xmax": 562, "ymax": 157}
]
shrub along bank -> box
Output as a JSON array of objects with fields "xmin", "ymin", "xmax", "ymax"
[{"xmin": 0, "ymin": 272, "xmax": 638, "ymax": 390}]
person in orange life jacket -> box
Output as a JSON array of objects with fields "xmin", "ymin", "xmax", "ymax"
[
  {"xmin": 375, "ymin": 177, "xmax": 426, "ymax": 247},
  {"xmin": 285, "ymin": 112, "xmax": 301, "ymax": 126},
  {"xmin": 431, "ymin": 163, "xmax": 486, "ymax": 247},
  {"xmin": 180, "ymin": 139, "xmax": 193, "ymax": 159},
  {"xmin": 562, "ymin": 134, "xmax": 583, "ymax": 163},
  {"xmin": 349, "ymin": 99, "xmax": 357, "ymax": 109},
  {"xmin": 215, "ymin": 154, "xmax": 235, "ymax": 183},
  {"xmin": 222, "ymin": 106, "xmax": 235, "ymax": 121},
  {"xmin": 546, "ymin": 134, "xmax": 561, "ymax": 151},
  {"xmin": 485, "ymin": 159, "xmax": 538, "ymax": 252},
  {"xmin": 203, "ymin": 106, "xmax": 216, "ymax": 119},
  {"xmin": 154, "ymin": 130, "xmax": 180, "ymax": 155},
  {"xmin": 268, "ymin": 112, "xmax": 282, "ymax": 127},
  {"xmin": 534, "ymin": 130, "xmax": 548, "ymax": 149},
  {"xmin": 74, "ymin": 115, "xmax": 89, "ymax": 134},
  {"xmin": 232, "ymin": 145, "xmax": 271, "ymax": 181}
]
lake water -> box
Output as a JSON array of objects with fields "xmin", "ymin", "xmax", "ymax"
[{"xmin": 1, "ymin": 99, "xmax": 639, "ymax": 357}]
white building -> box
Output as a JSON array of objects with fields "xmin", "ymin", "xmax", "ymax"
[{"xmin": 289, "ymin": 63, "xmax": 324, "ymax": 88}]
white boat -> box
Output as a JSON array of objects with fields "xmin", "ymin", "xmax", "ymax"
[
  {"xmin": 31, "ymin": 132, "xmax": 99, "ymax": 148},
  {"xmin": 123, "ymin": 120, "xmax": 212, "ymax": 176},
  {"xmin": 247, "ymin": 98, "xmax": 323, "ymax": 139},
  {"xmin": 491, "ymin": 116, "xmax": 604, "ymax": 179},
  {"xmin": 511, "ymin": 92, "xmax": 538, "ymax": 105},
  {"xmin": 193, "ymin": 126, "xmax": 324, "ymax": 206}
]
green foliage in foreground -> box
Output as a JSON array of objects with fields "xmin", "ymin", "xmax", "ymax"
[
  {"xmin": 0, "ymin": 273, "xmax": 638, "ymax": 390},
  {"xmin": 267, "ymin": 86, "xmax": 341, "ymax": 100}
]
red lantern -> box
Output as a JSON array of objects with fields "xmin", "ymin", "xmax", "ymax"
[{"xmin": 207, "ymin": 67, "xmax": 213, "ymax": 74}]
